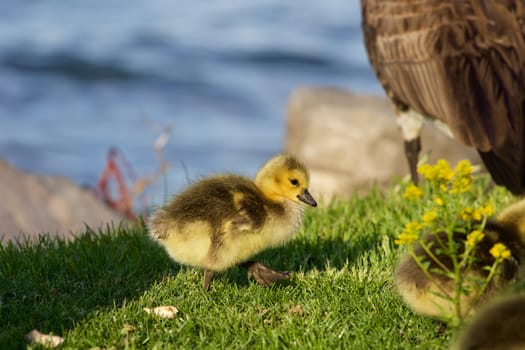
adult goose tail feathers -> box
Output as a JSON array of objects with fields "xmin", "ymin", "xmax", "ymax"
[{"xmin": 480, "ymin": 149, "xmax": 525, "ymax": 195}]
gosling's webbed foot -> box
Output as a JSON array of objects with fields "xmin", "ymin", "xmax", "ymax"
[
  {"xmin": 242, "ymin": 261, "xmax": 291, "ymax": 286},
  {"xmin": 203, "ymin": 269, "xmax": 215, "ymax": 292}
]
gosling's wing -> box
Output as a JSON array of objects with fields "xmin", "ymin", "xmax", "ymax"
[
  {"xmin": 148, "ymin": 175, "xmax": 256, "ymax": 240},
  {"xmin": 361, "ymin": 0, "xmax": 525, "ymax": 193},
  {"xmin": 220, "ymin": 189, "xmax": 267, "ymax": 236},
  {"xmin": 221, "ymin": 211, "xmax": 257, "ymax": 237}
]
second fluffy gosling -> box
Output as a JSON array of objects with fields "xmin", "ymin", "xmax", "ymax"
[{"xmin": 395, "ymin": 198, "xmax": 525, "ymax": 319}]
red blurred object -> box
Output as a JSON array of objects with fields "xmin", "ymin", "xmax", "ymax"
[
  {"xmin": 95, "ymin": 122, "xmax": 172, "ymax": 221},
  {"xmin": 96, "ymin": 147, "xmax": 136, "ymax": 220}
]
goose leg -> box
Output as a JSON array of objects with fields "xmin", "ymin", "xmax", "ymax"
[
  {"xmin": 404, "ymin": 137, "xmax": 421, "ymax": 184},
  {"xmin": 242, "ymin": 261, "xmax": 291, "ymax": 286},
  {"xmin": 203, "ymin": 269, "xmax": 215, "ymax": 292},
  {"xmin": 397, "ymin": 110, "xmax": 424, "ymax": 185}
]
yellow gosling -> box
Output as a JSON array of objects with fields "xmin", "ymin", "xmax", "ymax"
[{"xmin": 148, "ymin": 153, "xmax": 317, "ymax": 291}]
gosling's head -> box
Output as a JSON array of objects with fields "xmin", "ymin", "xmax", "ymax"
[{"xmin": 254, "ymin": 154, "xmax": 317, "ymax": 207}]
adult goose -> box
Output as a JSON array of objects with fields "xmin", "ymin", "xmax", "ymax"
[{"xmin": 361, "ymin": 0, "xmax": 525, "ymax": 194}]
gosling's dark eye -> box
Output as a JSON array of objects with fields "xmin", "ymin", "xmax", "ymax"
[{"xmin": 290, "ymin": 179, "xmax": 299, "ymax": 186}]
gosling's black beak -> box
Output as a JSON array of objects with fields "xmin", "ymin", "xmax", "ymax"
[{"xmin": 298, "ymin": 189, "xmax": 317, "ymax": 207}]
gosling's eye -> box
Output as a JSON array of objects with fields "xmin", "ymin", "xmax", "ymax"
[{"xmin": 290, "ymin": 179, "xmax": 299, "ymax": 186}]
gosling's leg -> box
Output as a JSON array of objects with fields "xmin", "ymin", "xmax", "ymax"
[
  {"xmin": 404, "ymin": 137, "xmax": 421, "ymax": 185},
  {"xmin": 242, "ymin": 261, "xmax": 291, "ymax": 286},
  {"xmin": 203, "ymin": 269, "xmax": 215, "ymax": 292}
]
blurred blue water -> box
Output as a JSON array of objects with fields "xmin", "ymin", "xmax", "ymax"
[{"xmin": 0, "ymin": 1, "xmax": 381, "ymax": 205}]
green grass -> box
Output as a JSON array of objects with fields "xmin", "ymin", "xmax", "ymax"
[{"xmin": 0, "ymin": 179, "xmax": 516, "ymax": 349}]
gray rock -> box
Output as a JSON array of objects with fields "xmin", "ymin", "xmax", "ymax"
[
  {"xmin": 284, "ymin": 86, "xmax": 481, "ymax": 200},
  {"xmin": 0, "ymin": 159, "xmax": 126, "ymax": 243}
]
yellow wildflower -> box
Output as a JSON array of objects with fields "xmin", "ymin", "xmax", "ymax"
[
  {"xmin": 403, "ymin": 184, "xmax": 423, "ymax": 201},
  {"xmin": 404, "ymin": 221, "xmax": 423, "ymax": 234},
  {"xmin": 454, "ymin": 160, "xmax": 473, "ymax": 177},
  {"xmin": 450, "ymin": 176, "xmax": 472, "ymax": 194},
  {"xmin": 422, "ymin": 210, "xmax": 438, "ymax": 224},
  {"xmin": 460, "ymin": 207, "xmax": 474, "ymax": 221},
  {"xmin": 418, "ymin": 164, "xmax": 434, "ymax": 180},
  {"xmin": 472, "ymin": 208, "xmax": 483, "ymax": 221},
  {"xmin": 418, "ymin": 159, "xmax": 456, "ymax": 183},
  {"xmin": 433, "ymin": 197, "xmax": 444, "ymax": 206},
  {"xmin": 395, "ymin": 221, "xmax": 423, "ymax": 245},
  {"xmin": 466, "ymin": 230, "xmax": 484, "ymax": 248},
  {"xmin": 483, "ymin": 203, "xmax": 494, "ymax": 217},
  {"xmin": 435, "ymin": 159, "xmax": 454, "ymax": 181},
  {"xmin": 394, "ymin": 232, "xmax": 419, "ymax": 245},
  {"xmin": 490, "ymin": 243, "xmax": 511, "ymax": 261}
]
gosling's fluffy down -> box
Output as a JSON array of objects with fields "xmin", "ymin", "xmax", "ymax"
[
  {"xmin": 148, "ymin": 153, "xmax": 317, "ymax": 291},
  {"xmin": 451, "ymin": 294, "xmax": 525, "ymax": 350},
  {"xmin": 395, "ymin": 199, "xmax": 525, "ymax": 319}
]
